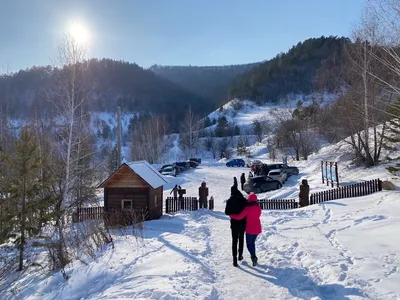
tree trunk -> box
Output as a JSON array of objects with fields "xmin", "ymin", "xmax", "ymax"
[{"xmin": 18, "ymin": 176, "xmax": 26, "ymax": 271}]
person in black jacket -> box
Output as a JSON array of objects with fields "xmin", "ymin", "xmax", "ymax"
[
  {"xmin": 225, "ymin": 178, "xmax": 248, "ymax": 267},
  {"xmin": 240, "ymin": 173, "xmax": 246, "ymax": 191}
]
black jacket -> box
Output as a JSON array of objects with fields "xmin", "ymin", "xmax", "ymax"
[{"xmin": 225, "ymin": 189, "xmax": 247, "ymax": 231}]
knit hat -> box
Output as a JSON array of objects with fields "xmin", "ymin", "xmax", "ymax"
[{"xmin": 248, "ymin": 192, "xmax": 258, "ymax": 202}]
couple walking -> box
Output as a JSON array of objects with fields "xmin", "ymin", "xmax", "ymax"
[{"xmin": 224, "ymin": 177, "xmax": 262, "ymax": 267}]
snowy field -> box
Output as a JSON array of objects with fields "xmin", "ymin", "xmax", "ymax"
[{"xmin": 1, "ymin": 126, "xmax": 400, "ymax": 299}]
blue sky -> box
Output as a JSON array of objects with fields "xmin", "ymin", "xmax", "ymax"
[{"xmin": 0, "ymin": 0, "xmax": 365, "ymax": 72}]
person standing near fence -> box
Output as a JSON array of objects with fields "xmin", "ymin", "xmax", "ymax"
[
  {"xmin": 240, "ymin": 173, "xmax": 246, "ymax": 191},
  {"xmin": 224, "ymin": 177, "xmax": 247, "ymax": 267},
  {"xmin": 229, "ymin": 192, "xmax": 262, "ymax": 267}
]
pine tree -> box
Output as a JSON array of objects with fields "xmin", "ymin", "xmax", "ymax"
[
  {"xmin": 3, "ymin": 126, "xmax": 44, "ymax": 271},
  {"xmin": 234, "ymin": 125, "xmax": 241, "ymax": 136},
  {"xmin": 108, "ymin": 146, "xmax": 119, "ymax": 173},
  {"xmin": 216, "ymin": 116, "xmax": 229, "ymax": 137},
  {"xmin": 236, "ymin": 136, "xmax": 247, "ymax": 156},
  {"xmin": 253, "ymin": 120, "xmax": 263, "ymax": 142}
]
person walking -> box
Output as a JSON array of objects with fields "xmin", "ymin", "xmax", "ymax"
[
  {"xmin": 240, "ymin": 173, "xmax": 246, "ymax": 191},
  {"xmin": 225, "ymin": 178, "xmax": 248, "ymax": 267},
  {"xmin": 230, "ymin": 192, "xmax": 262, "ymax": 266}
]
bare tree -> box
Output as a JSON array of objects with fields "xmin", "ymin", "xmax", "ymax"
[
  {"xmin": 180, "ymin": 107, "xmax": 203, "ymax": 158},
  {"xmin": 130, "ymin": 115, "xmax": 169, "ymax": 163}
]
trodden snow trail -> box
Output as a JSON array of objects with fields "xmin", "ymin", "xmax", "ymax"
[{"xmin": 194, "ymin": 191, "xmax": 400, "ymax": 300}]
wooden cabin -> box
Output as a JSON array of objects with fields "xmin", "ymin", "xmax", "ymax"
[{"xmin": 97, "ymin": 161, "xmax": 167, "ymax": 226}]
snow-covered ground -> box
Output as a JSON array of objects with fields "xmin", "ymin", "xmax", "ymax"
[{"xmin": 2, "ymin": 129, "xmax": 400, "ymax": 299}]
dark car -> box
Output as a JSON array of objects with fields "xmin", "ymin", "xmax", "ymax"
[
  {"xmin": 189, "ymin": 158, "xmax": 201, "ymax": 164},
  {"xmin": 267, "ymin": 163, "xmax": 299, "ymax": 176},
  {"xmin": 226, "ymin": 158, "xmax": 246, "ymax": 167},
  {"xmin": 159, "ymin": 164, "xmax": 181, "ymax": 174},
  {"xmin": 187, "ymin": 160, "xmax": 199, "ymax": 168},
  {"xmin": 243, "ymin": 176, "xmax": 282, "ymax": 194},
  {"xmin": 174, "ymin": 162, "xmax": 190, "ymax": 170}
]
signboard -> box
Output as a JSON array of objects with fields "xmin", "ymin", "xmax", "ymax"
[{"xmin": 321, "ymin": 161, "xmax": 339, "ymax": 187}]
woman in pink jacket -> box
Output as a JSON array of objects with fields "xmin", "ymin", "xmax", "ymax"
[{"xmin": 230, "ymin": 192, "xmax": 262, "ymax": 266}]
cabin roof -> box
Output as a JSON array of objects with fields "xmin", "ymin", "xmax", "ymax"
[{"xmin": 97, "ymin": 161, "xmax": 167, "ymax": 189}]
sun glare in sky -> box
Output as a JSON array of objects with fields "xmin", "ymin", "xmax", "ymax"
[{"xmin": 67, "ymin": 21, "xmax": 90, "ymax": 45}]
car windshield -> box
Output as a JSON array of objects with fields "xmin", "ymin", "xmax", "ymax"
[
  {"xmin": 164, "ymin": 167, "xmax": 173, "ymax": 172},
  {"xmin": 269, "ymin": 172, "xmax": 279, "ymax": 175}
]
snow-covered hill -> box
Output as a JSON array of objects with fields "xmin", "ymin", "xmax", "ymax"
[{"xmin": 204, "ymin": 93, "xmax": 337, "ymax": 131}]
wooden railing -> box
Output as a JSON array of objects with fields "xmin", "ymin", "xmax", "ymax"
[
  {"xmin": 166, "ymin": 197, "xmax": 199, "ymax": 213},
  {"xmin": 310, "ymin": 179, "xmax": 382, "ymax": 205},
  {"xmin": 258, "ymin": 199, "xmax": 299, "ymax": 210}
]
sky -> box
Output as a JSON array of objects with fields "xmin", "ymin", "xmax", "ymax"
[{"xmin": 0, "ymin": 0, "xmax": 365, "ymax": 72}]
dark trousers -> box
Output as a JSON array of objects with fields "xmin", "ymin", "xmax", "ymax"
[
  {"xmin": 246, "ymin": 233, "xmax": 258, "ymax": 257},
  {"xmin": 231, "ymin": 227, "xmax": 245, "ymax": 257},
  {"xmin": 241, "ymin": 183, "xmax": 244, "ymax": 190}
]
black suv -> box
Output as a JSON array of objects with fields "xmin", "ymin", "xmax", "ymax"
[{"xmin": 243, "ymin": 176, "xmax": 282, "ymax": 194}]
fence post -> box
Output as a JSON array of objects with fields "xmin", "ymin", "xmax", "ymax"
[{"xmin": 378, "ymin": 179, "xmax": 382, "ymax": 191}]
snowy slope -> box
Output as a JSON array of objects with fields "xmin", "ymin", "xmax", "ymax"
[
  {"xmin": 205, "ymin": 93, "xmax": 337, "ymax": 130},
  {"xmin": 2, "ymin": 127, "xmax": 400, "ymax": 299}
]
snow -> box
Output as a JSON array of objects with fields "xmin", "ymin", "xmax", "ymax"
[
  {"xmin": 127, "ymin": 161, "xmax": 168, "ymax": 189},
  {"xmin": 205, "ymin": 93, "xmax": 338, "ymax": 130},
  {"xmin": 2, "ymin": 129, "xmax": 400, "ymax": 299}
]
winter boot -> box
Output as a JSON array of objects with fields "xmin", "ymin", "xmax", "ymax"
[
  {"xmin": 233, "ymin": 256, "xmax": 238, "ymax": 267},
  {"xmin": 251, "ymin": 256, "xmax": 258, "ymax": 267},
  {"xmin": 238, "ymin": 255, "xmax": 243, "ymax": 261}
]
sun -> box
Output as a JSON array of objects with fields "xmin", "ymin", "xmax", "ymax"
[{"xmin": 68, "ymin": 21, "xmax": 89, "ymax": 45}]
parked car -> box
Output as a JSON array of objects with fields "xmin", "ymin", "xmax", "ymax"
[
  {"xmin": 161, "ymin": 166, "xmax": 176, "ymax": 177},
  {"xmin": 174, "ymin": 162, "xmax": 190, "ymax": 170},
  {"xmin": 267, "ymin": 163, "xmax": 299, "ymax": 176},
  {"xmin": 243, "ymin": 176, "xmax": 282, "ymax": 194},
  {"xmin": 226, "ymin": 158, "xmax": 246, "ymax": 167},
  {"xmin": 250, "ymin": 159, "xmax": 263, "ymax": 170},
  {"xmin": 268, "ymin": 169, "xmax": 287, "ymax": 183},
  {"xmin": 159, "ymin": 164, "xmax": 173, "ymax": 173},
  {"xmin": 187, "ymin": 160, "xmax": 199, "ymax": 168},
  {"xmin": 189, "ymin": 158, "xmax": 201, "ymax": 164}
]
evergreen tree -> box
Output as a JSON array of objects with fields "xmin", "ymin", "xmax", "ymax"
[
  {"xmin": 2, "ymin": 126, "xmax": 47, "ymax": 270},
  {"xmin": 108, "ymin": 146, "xmax": 119, "ymax": 173},
  {"xmin": 253, "ymin": 120, "xmax": 263, "ymax": 142},
  {"xmin": 234, "ymin": 125, "xmax": 241, "ymax": 136},
  {"xmin": 215, "ymin": 116, "xmax": 229, "ymax": 137},
  {"xmin": 236, "ymin": 136, "xmax": 248, "ymax": 156},
  {"xmin": 204, "ymin": 116, "xmax": 212, "ymax": 128}
]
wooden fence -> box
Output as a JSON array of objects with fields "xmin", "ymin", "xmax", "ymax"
[
  {"xmin": 165, "ymin": 197, "xmax": 215, "ymax": 214},
  {"xmin": 166, "ymin": 197, "xmax": 198, "ymax": 214},
  {"xmin": 73, "ymin": 206, "xmax": 104, "ymax": 222},
  {"xmin": 310, "ymin": 178, "xmax": 382, "ymax": 205},
  {"xmin": 258, "ymin": 199, "xmax": 299, "ymax": 210}
]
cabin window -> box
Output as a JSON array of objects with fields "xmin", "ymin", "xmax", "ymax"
[
  {"xmin": 154, "ymin": 195, "xmax": 158, "ymax": 207},
  {"xmin": 121, "ymin": 199, "xmax": 133, "ymax": 210}
]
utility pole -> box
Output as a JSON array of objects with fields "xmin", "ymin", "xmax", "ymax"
[{"xmin": 117, "ymin": 105, "xmax": 122, "ymax": 166}]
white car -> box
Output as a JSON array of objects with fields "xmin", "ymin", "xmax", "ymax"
[
  {"xmin": 268, "ymin": 169, "xmax": 287, "ymax": 183},
  {"xmin": 161, "ymin": 166, "xmax": 176, "ymax": 177}
]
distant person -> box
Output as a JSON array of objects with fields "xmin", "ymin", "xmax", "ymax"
[
  {"xmin": 299, "ymin": 179, "xmax": 310, "ymax": 207},
  {"xmin": 240, "ymin": 173, "xmax": 246, "ymax": 191},
  {"xmin": 230, "ymin": 192, "xmax": 262, "ymax": 267},
  {"xmin": 225, "ymin": 178, "xmax": 248, "ymax": 267},
  {"xmin": 249, "ymin": 171, "xmax": 253, "ymax": 177}
]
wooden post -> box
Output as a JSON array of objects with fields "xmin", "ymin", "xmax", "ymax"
[
  {"xmin": 335, "ymin": 162, "xmax": 339, "ymax": 187},
  {"xmin": 378, "ymin": 179, "xmax": 382, "ymax": 191},
  {"xmin": 321, "ymin": 161, "xmax": 324, "ymax": 184}
]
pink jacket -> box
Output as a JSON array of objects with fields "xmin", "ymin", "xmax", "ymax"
[{"xmin": 230, "ymin": 193, "xmax": 262, "ymax": 235}]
